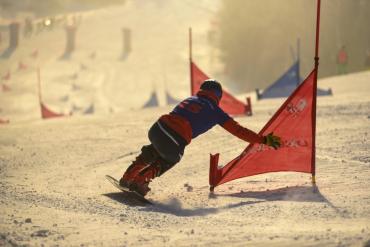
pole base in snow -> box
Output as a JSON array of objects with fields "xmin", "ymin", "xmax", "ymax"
[
  {"xmin": 245, "ymin": 97, "xmax": 252, "ymax": 116},
  {"xmin": 311, "ymin": 175, "xmax": 316, "ymax": 185},
  {"xmin": 208, "ymin": 190, "xmax": 217, "ymax": 199},
  {"xmin": 209, "ymin": 153, "xmax": 220, "ymax": 190}
]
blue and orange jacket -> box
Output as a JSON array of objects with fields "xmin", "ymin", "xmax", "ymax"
[{"xmin": 158, "ymin": 90, "xmax": 263, "ymax": 146}]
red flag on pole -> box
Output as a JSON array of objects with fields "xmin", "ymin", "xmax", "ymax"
[
  {"xmin": 1, "ymin": 84, "xmax": 11, "ymax": 92},
  {"xmin": 37, "ymin": 68, "xmax": 66, "ymax": 119},
  {"xmin": 40, "ymin": 103, "xmax": 65, "ymax": 119},
  {"xmin": 0, "ymin": 118, "xmax": 10, "ymax": 124},
  {"xmin": 209, "ymin": 0, "xmax": 321, "ymax": 190},
  {"xmin": 190, "ymin": 61, "xmax": 251, "ymax": 116},
  {"xmin": 30, "ymin": 49, "xmax": 38, "ymax": 59},
  {"xmin": 210, "ymin": 69, "xmax": 316, "ymax": 188},
  {"xmin": 18, "ymin": 61, "xmax": 28, "ymax": 71},
  {"xmin": 2, "ymin": 71, "xmax": 11, "ymax": 81},
  {"xmin": 189, "ymin": 28, "xmax": 251, "ymax": 116}
]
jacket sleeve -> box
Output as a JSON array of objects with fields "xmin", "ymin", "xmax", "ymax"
[{"xmin": 221, "ymin": 118, "xmax": 264, "ymax": 144}]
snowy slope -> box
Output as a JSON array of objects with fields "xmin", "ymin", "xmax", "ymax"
[
  {"xmin": 1, "ymin": 1, "xmax": 370, "ymax": 246},
  {"xmin": 0, "ymin": 0, "xmax": 219, "ymax": 121},
  {"xmin": 1, "ymin": 70, "xmax": 369, "ymax": 246}
]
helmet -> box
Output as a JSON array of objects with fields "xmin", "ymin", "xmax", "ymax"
[{"xmin": 200, "ymin": 79, "xmax": 222, "ymax": 99}]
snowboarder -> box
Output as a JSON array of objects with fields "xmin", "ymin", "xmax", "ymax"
[{"xmin": 119, "ymin": 79, "xmax": 281, "ymax": 196}]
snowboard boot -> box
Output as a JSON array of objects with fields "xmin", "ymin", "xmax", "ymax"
[
  {"xmin": 128, "ymin": 163, "xmax": 161, "ymax": 196},
  {"xmin": 119, "ymin": 145, "xmax": 159, "ymax": 188},
  {"xmin": 119, "ymin": 161, "xmax": 147, "ymax": 188}
]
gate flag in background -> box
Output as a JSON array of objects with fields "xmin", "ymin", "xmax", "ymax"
[
  {"xmin": 256, "ymin": 61, "xmax": 301, "ymax": 99},
  {"xmin": 189, "ymin": 28, "xmax": 251, "ymax": 116},
  {"xmin": 256, "ymin": 60, "xmax": 332, "ymax": 100},
  {"xmin": 166, "ymin": 91, "xmax": 180, "ymax": 105},
  {"xmin": 1, "ymin": 84, "xmax": 11, "ymax": 92},
  {"xmin": 0, "ymin": 118, "xmax": 10, "ymax": 124},
  {"xmin": 210, "ymin": 69, "xmax": 316, "ymax": 189},
  {"xmin": 37, "ymin": 68, "xmax": 66, "ymax": 119},
  {"xmin": 191, "ymin": 61, "xmax": 251, "ymax": 116},
  {"xmin": 142, "ymin": 91, "xmax": 159, "ymax": 108},
  {"xmin": 2, "ymin": 70, "xmax": 11, "ymax": 81},
  {"xmin": 40, "ymin": 103, "xmax": 65, "ymax": 119}
]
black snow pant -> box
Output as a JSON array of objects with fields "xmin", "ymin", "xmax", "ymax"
[{"xmin": 140, "ymin": 120, "xmax": 187, "ymax": 176}]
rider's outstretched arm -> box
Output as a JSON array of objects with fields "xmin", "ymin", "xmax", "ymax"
[{"xmin": 221, "ymin": 119, "xmax": 264, "ymax": 144}]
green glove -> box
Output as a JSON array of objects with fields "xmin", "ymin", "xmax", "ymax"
[{"xmin": 263, "ymin": 132, "xmax": 281, "ymax": 150}]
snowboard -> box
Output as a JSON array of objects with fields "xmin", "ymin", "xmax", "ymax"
[{"xmin": 105, "ymin": 175, "xmax": 152, "ymax": 205}]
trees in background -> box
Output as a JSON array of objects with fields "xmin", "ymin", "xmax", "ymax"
[{"xmin": 217, "ymin": 0, "xmax": 370, "ymax": 91}]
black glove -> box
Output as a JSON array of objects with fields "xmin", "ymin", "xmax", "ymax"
[{"xmin": 263, "ymin": 132, "xmax": 281, "ymax": 150}]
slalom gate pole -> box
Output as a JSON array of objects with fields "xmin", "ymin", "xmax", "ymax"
[
  {"xmin": 189, "ymin": 27, "xmax": 194, "ymax": 96},
  {"xmin": 37, "ymin": 67, "xmax": 42, "ymax": 104},
  {"xmin": 209, "ymin": 153, "xmax": 220, "ymax": 192},
  {"xmin": 311, "ymin": 0, "xmax": 321, "ymax": 185},
  {"xmin": 297, "ymin": 38, "xmax": 301, "ymax": 86}
]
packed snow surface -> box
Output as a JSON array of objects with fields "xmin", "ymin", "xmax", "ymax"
[{"xmin": 1, "ymin": 1, "xmax": 370, "ymax": 246}]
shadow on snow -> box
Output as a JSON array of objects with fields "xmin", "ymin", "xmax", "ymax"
[
  {"xmin": 103, "ymin": 192, "xmax": 149, "ymax": 207},
  {"xmin": 215, "ymin": 185, "xmax": 344, "ymax": 216},
  {"xmin": 104, "ymin": 185, "xmax": 345, "ymax": 218},
  {"xmin": 139, "ymin": 198, "xmax": 265, "ymax": 217},
  {"xmin": 217, "ymin": 185, "xmax": 325, "ymax": 202}
]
